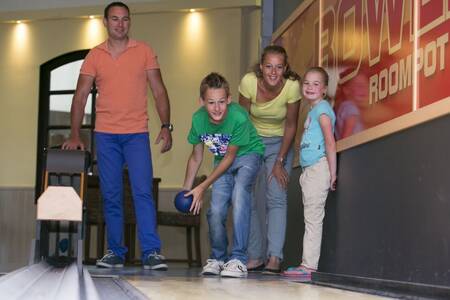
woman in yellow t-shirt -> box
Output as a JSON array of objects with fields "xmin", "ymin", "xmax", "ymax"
[{"xmin": 239, "ymin": 45, "xmax": 301, "ymax": 274}]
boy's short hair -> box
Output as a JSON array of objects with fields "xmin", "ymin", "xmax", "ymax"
[
  {"xmin": 199, "ymin": 72, "xmax": 230, "ymax": 99},
  {"xmin": 104, "ymin": 2, "xmax": 130, "ymax": 18}
]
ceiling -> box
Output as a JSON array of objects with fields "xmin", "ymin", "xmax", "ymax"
[
  {"xmin": 0, "ymin": 0, "xmax": 260, "ymax": 22},
  {"xmin": 0, "ymin": 0, "xmax": 261, "ymax": 12}
]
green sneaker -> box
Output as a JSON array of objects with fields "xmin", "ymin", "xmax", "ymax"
[
  {"xmin": 96, "ymin": 250, "xmax": 124, "ymax": 268},
  {"xmin": 143, "ymin": 252, "xmax": 168, "ymax": 270}
]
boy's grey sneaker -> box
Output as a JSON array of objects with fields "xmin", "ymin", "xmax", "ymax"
[
  {"xmin": 96, "ymin": 250, "xmax": 124, "ymax": 268},
  {"xmin": 201, "ymin": 259, "xmax": 224, "ymax": 276},
  {"xmin": 143, "ymin": 252, "xmax": 168, "ymax": 270},
  {"xmin": 220, "ymin": 259, "xmax": 248, "ymax": 278}
]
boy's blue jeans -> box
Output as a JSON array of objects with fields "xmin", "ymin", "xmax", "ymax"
[
  {"xmin": 95, "ymin": 132, "xmax": 161, "ymax": 260},
  {"xmin": 207, "ymin": 153, "xmax": 262, "ymax": 264}
]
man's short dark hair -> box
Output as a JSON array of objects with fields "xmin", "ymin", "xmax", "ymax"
[
  {"xmin": 199, "ymin": 72, "xmax": 230, "ymax": 99},
  {"xmin": 104, "ymin": 2, "xmax": 130, "ymax": 18}
]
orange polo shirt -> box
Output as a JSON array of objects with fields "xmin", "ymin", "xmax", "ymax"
[{"xmin": 80, "ymin": 39, "xmax": 160, "ymax": 133}]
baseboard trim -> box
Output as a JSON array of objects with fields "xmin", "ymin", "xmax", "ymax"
[
  {"xmin": 312, "ymin": 272, "xmax": 450, "ymax": 299},
  {"xmin": 0, "ymin": 186, "xmax": 34, "ymax": 191}
]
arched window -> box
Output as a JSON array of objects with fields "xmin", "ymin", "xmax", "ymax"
[{"xmin": 35, "ymin": 50, "xmax": 96, "ymax": 198}]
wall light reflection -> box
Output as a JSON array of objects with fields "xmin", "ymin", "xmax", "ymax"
[
  {"xmin": 7, "ymin": 22, "xmax": 31, "ymax": 66},
  {"xmin": 82, "ymin": 18, "xmax": 105, "ymax": 48},
  {"xmin": 184, "ymin": 12, "xmax": 203, "ymax": 46},
  {"xmin": 13, "ymin": 23, "xmax": 28, "ymax": 51}
]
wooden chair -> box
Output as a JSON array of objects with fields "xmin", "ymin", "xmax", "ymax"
[
  {"xmin": 122, "ymin": 172, "xmax": 161, "ymax": 264},
  {"xmin": 156, "ymin": 175, "xmax": 206, "ymax": 267},
  {"xmin": 84, "ymin": 174, "xmax": 105, "ymax": 264},
  {"xmin": 84, "ymin": 172, "xmax": 161, "ymax": 264},
  {"xmin": 84, "ymin": 172, "xmax": 203, "ymax": 267}
]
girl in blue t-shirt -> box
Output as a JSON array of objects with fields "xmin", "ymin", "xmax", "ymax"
[{"xmin": 283, "ymin": 67, "xmax": 336, "ymax": 278}]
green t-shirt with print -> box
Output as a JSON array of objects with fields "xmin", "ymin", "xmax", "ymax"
[{"xmin": 188, "ymin": 102, "xmax": 265, "ymax": 162}]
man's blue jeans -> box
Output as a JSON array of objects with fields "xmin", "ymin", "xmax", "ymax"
[
  {"xmin": 207, "ymin": 153, "xmax": 262, "ymax": 264},
  {"xmin": 95, "ymin": 132, "xmax": 161, "ymax": 260}
]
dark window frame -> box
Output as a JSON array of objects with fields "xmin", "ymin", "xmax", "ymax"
[{"xmin": 35, "ymin": 49, "xmax": 97, "ymax": 199}]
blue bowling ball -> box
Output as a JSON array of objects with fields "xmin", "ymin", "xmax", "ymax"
[{"xmin": 174, "ymin": 190, "xmax": 193, "ymax": 213}]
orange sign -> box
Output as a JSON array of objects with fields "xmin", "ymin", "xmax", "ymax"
[{"xmin": 275, "ymin": 0, "xmax": 450, "ymax": 140}]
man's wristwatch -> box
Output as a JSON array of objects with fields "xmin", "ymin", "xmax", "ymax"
[{"xmin": 161, "ymin": 123, "xmax": 174, "ymax": 132}]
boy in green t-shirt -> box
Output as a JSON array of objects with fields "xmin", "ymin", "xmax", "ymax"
[{"xmin": 183, "ymin": 72, "xmax": 264, "ymax": 278}]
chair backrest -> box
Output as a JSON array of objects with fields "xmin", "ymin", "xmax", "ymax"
[
  {"xmin": 85, "ymin": 172, "xmax": 162, "ymax": 224},
  {"xmin": 193, "ymin": 175, "xmax": 207, "ymax": 189}
]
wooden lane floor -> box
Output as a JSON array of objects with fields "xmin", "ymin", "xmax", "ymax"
[{"xmin": 89, "ymin": 266, "xmax": 394, "ymax": 300}]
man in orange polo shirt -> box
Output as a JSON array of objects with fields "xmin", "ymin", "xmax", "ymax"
[{"xmin": 63, "ymin": 1, "xmax": 172, "ymax": 270}]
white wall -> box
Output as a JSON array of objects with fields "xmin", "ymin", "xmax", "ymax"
[
  {"xmin": 0, "ymin": 6, "xmax": 260, "ymax": 188},
  {"xmin": 0, "ymin": 4, "xmax": 260, "ymax": 271}
]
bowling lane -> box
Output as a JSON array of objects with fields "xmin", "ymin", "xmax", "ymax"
[{"xmin": 102, "ymin": 265, "xmax": 394, "ymax": 300}]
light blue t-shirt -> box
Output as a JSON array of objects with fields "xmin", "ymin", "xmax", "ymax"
[{"xmin": 300, "ymin": 100, "xmax": 336, "ymax": 167}]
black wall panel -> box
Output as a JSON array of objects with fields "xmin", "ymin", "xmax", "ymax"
[
  {"xmin": 284, "ymin": 114, "xmax": 450, "ymax": 286},
  {"xmin": 274, "ymin": 0, "xmax": 304, "ymax": 31}
]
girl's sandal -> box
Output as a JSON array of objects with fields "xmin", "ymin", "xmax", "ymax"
[{"xmin": 282, "ymin": 265, "xmax": 315, "ymax": 277}]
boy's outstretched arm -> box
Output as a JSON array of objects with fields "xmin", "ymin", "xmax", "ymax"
[
  {"xmin": 187, "ymin": 145, "xmax": 239, "ymax": 215},
  {"xmin": 319, "ymin": 114, "xmax": 337, "ymax": 191},
  {"xmin": 183, "ymin": 144, "xmax": 204, "ymax": 190}
]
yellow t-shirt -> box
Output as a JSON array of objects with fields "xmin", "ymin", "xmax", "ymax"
[{"xmin": 238, "ymin": 72, "xmax": 301, "ymax": 137}]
